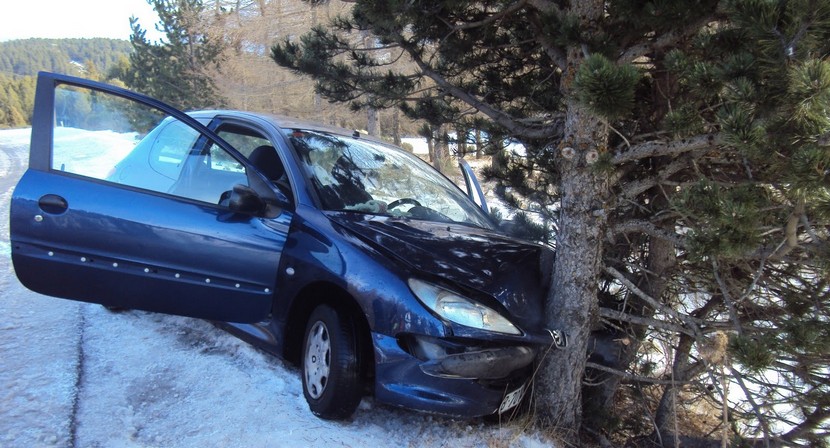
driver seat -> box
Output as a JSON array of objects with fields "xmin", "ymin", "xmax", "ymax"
[{"xmin": 248, "ymin": 145, "xmax": 285, "ymax": 182}]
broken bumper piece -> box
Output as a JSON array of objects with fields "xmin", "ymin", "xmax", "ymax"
[{"xmin": 420, "ymin": 346, "xmax": 536, "ymax": 379}]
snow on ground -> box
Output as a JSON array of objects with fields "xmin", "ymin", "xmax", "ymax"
[
  {"xmin": 400, "ymin": 137, "xmax": 429, "ymax": 155},
  {"xmin": 0, "ymin": 128, "xmax": 557, "ymax": 447}
]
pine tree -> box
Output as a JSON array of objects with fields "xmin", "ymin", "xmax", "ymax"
[
  {"xmin": 272, "ymin": 0, "xmax": 830, "ymax": 445},
  {"xmin": 126, "ymin": 0, "xmax": 226, "ymax": 110}
]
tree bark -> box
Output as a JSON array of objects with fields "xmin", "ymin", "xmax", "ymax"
[
  {"xmin": 474, "ymin": 128, "xmax": 482, "ymax": 159},
  {"xmin": 392, "ymin": 109, "xmax": 401, "ymax": 146},
  {"xmin": 536, "ymin": 103, "xmax": 609, "ymax": 434},
  {"xmin": 654, "ymin": 334, "xmax": 696, "ymax": 445},
  {"xmin": 367, "ymin": 106, "xmax": 379, "ymax": 136},
  {"xmin": 534, "ymin": 2, "xmax": 609, "ymax": 432}
]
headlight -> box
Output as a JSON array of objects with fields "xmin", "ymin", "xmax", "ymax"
[{"xmin": 408, "ymin": 279, "xmax": 520, "ymax": 335}]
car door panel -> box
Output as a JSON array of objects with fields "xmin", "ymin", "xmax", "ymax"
[{"xmin": 11, "ymin": 72, "xmax": 290, "ymax": 323}]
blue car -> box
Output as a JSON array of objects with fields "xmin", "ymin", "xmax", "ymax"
[{"xmin": 10, "ymin": 72, "xmax": 565, "ymax": 420}]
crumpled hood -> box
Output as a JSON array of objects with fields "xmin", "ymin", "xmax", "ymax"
[{"xmin": 328, "ymin": 213, "xmax": 553, "ymax": 330}]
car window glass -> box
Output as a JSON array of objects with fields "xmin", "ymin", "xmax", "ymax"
[
  {"xmin": 52, "ymin": 84, "xmax": 248, "ymax": 206},
  {"xmin": 289, "ymin": 129, "xmax": 493, "ymax": 229},
  {"xmin": 217, "ymin": 130, "xmax": 271, "ymax": 158},
  {"xmin": 147, "ymin": 120, "xmax": 199, "ymax": 180},
  {"xmin": 216, "ymin": 126, "xmax": 291, "ymax": 194}
]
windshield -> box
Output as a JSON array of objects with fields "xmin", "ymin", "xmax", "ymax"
[{"xmin": 287, "ymin": 129, "xmax": 494, "ymax": 229}]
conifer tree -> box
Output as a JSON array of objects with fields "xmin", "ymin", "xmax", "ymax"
[
  {"xmin": 272, "ymin": 1, "xmax": 830, "ymax": 445},
  {"xmin": 126, "ymin": 0, "xmax": 226, "ymax": 110}
]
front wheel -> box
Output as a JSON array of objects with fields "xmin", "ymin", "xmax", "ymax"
[{"xmin": 302, "ymin": 304, "xmax": 363, "ymax": 419}]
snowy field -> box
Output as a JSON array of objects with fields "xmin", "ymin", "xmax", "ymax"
[{"xmin": 0, "ymin": 128, "xmax": 555, "ymax": 448}]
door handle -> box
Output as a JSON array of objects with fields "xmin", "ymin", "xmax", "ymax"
[{"xmin": 38, "ymin": 194, "xmax": 69, "ymax": 214}]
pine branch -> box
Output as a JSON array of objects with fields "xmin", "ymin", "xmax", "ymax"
[
  {"xmin": 771, "ymin": 3, "xmax": 817, "ymax": 60},
  {"xmin": 609, "ymin": 220, "xmax": 686, "ymax": 248},
  {"xmin": 796, "ymin": 214, "xmax": 830, "ymax": 258},
  {"xmin": 605, "ymin": 266, "xmax": 704, "ymax": 338},
  {"xmin": 612, "ymin": 134, "xmax": 719, "ymax": 165},
  {"xmin": 730, "ymin": 366, "xmax": 774, "ymax": 446},
  {"xmin": 599, "ymin": 307, "xmax": 695, "ymax": 337},
  {"xmin": 618, "ymin": 13, "xmax": 715, "ymax": 64},
  {"xmin": 781, "ymin": 407, "xmax": 830, "ymax": 443},
  {"xmin": 445, "ymin": 0, "xmax": 529, "ymax": 31},
  {"xmin": 617, "ymin": 149, "xmax": 707, "ymax": 198},
  {"xmin": 526, "ymin": 10, "xmax": 567, "ymax": 71},
  {"xmin": 585, "ymin": 361, "xmax": 689, "ymax": 385},
  {"xmin": 403, "ymin": 44, "xmax": 561, "ymax": 139}
]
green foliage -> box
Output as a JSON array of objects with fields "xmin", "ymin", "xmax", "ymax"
[
  {"xmin": 731, "ymin": 334, "xmax": 775, "ymax": 372},
  {"xmin": 783, "ymin": 319, "xmax": 830, "ymax": 354},
  {"xmin": 503, "ymin": 211, "xmax": 552, "ymax": 243},
  {"xmin": 663, "ymin": 103, "xmax": 706, "ymax": 137},
  {"xmin": 717, "ymin": 104, "xmax": 766, "ymax": 155},
  {"xmin": 573, "ymin": 54, "xmax": 641, "ymax": 120},
  {"xmin": 787, "ymin": 59, "xmax": 830, "ymax": 134},
  {"xmin": 0, "ymin": 74, "xmax": 34, "ymax": 128},
  {"xmin": 675, "ymin": 180, "xmax": 768, "ymax": 259},
  {"xmin": 125, "ymin": 0, "xmax": 225, "ymax": 110}
]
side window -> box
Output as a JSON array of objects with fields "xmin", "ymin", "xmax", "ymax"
[
  {"xmin": 52, "ymin": 84, "xmax": 247, "ymax": 205},
  {"xmin": 216, "ymin": 125, "xmax": 292, "ymax": 194},
  {"xmin": 208, "ymin": 142, "xmax": 246, "ymax": 173},
  {"xmin": 147, "ymin": 120, "xmax": 198, "ymax": 181},
  {"xmin": 217, "ymin": 129, "xmax": 271, "ymax": 158}
]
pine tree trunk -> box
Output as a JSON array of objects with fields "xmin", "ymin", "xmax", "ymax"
[
  {"xmin": 367, "ymin": 106, "xmax": 379, "ymax": 136},
  {"xmin": 392, "ymin": 110, "xmax": 401, "ymax": 146},
  {"xmin": 535, "ymin": 98, "xmax": 609, "ymax": 433},
  {"xmin": 474, "ymin": 129, "xmax": 482, "ymax": 159},
  {"xmin": 534, "ymin": 3, "xmax": 610, "ymax": 433},
  {"xmin": 653, "ymin": 335, "xmax": 696, "ymax": 446},
  {"xmin": 432, "ymin": 125, "xmax": 447, "ymax": 171}
]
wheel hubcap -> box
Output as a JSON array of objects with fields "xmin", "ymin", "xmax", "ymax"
[{"xmin": 304, "ymin": 321, "xmax": 330, "ymax": 399}]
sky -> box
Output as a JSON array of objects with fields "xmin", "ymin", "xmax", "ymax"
[{"xmin": 0, "ymin": 0, "xmax": 163, "ymax": 42}]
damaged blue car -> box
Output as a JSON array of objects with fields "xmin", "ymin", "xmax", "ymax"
[{"xmin": 10, "ymin": 72, "xmax": 566, "ymax": 420}]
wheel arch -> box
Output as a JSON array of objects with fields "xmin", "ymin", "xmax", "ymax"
[{"xmin": 283, "ymin": 281, "xmax": 374, "ymax": 381}]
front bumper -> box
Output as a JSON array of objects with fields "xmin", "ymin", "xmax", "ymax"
[
  {"xmin": 400, "ymin": 334, "xmax": 536, "ymax": 379},
  {"xmin": 420, "ymin": 345, "xmax": 535, "ymax": 379},
  {"xmin": 372, "ymin": 330, "xmax": 564, "ymax": 417}
]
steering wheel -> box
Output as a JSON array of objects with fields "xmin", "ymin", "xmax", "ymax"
[{"xmin": 387, "ymin": 198, "xmax": 422, "ymax": 209}]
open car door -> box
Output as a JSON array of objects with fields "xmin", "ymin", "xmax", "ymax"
[{"xmin": 10, "ymin": 72, "xmax": 291, "ymax": 323}]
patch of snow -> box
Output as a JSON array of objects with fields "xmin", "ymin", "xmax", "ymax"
[{"xmin": 400, "ymin": 137, "xmax": 429, "ymax": 155}]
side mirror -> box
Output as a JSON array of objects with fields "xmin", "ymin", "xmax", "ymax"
[{"xmin": 228, "ymin": 184, "xmax": 266, "ymax": 215}]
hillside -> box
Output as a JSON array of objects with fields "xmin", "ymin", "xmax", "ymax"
[
  {"xmin": 0, "ymin": 38, "xmax": 131, "ymax": 77},
  {"xmin": 0, "ymin": 38, "xmax": 131, "ymax": 128}
]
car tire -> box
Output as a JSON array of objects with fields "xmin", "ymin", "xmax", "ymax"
[{"xmin": 302, "ymin": 304, "xmax": 363, "ymax": 420}]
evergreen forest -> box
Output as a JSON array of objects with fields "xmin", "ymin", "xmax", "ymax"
[{"xmin": 0, "ymin": 38, "xmax": 132, "ymax": 128}]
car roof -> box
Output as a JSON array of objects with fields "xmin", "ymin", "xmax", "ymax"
[{"xmin": 187, "ymin": 109, "xmax": 395, "ymax": 147}]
